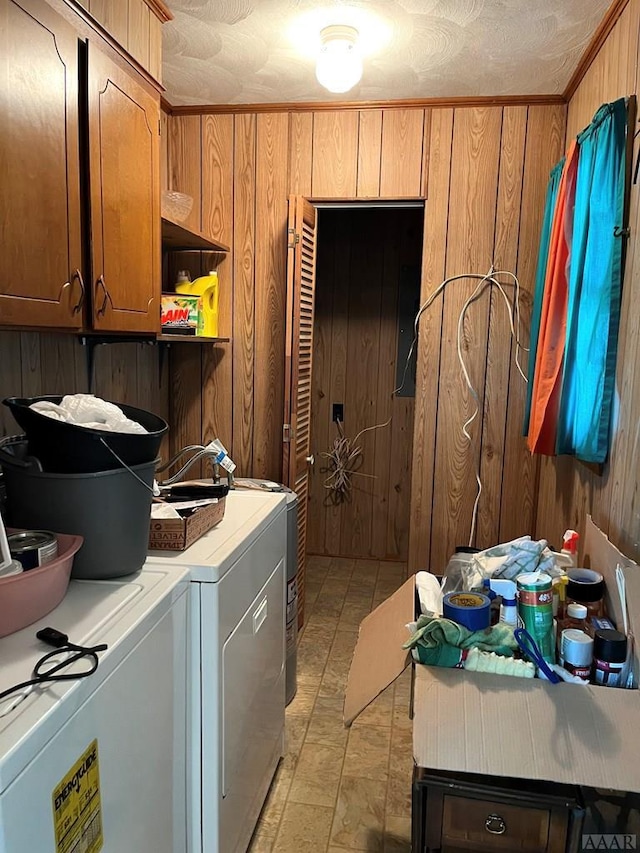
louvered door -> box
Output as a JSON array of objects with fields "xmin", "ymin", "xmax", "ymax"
[{"xmin": 283, "ymin": 197, "xmax": 317, "ymax": 630}]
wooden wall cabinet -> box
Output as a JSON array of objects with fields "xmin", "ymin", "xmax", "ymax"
[
  {"xmin": 0, "ymin": 0, "xmax": 161, "ymax": 336},
  {"xmin": 0, "ymin": 0, "xmax": 84, "ymax": 330},
  {"xmin": 88, "ymin": 44, "xmax": 160, "ymax": 333}
]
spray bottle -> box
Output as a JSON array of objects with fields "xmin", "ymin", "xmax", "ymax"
[
  {"xmin": 488, "ymin": 578, "xmax": 518, "ymax": 627},
  {"xmin": 553, "ymin": 529, "xmax": 579, "ymax": 571}
]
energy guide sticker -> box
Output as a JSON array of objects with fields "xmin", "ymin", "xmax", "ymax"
[{"xmin": 52, "ymin": 739, "xmax": 103, "ymax": 853}]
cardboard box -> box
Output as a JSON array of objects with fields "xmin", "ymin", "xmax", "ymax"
[
  {"xmin": 160, "ymin": 293, "xmax": 199, "ymax": 333},
  {"xmin": 344, "ymin": 516, "xmax": 640, "ymax": 792},
  {"xmin": 148, "ymin": 498, "xmax": 225, "ymax": 551}
]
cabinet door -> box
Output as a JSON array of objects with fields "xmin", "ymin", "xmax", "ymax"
[
  {"xmin": 88, "ymin": 44, "xmax": 160, "ymax": 333},
  {"xmin": 0, "ymin": 0, "xmax": 84, "ymax": 329}
]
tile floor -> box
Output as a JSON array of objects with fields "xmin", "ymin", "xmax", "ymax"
[{"xmin": 249, "ymin": 555, "xmax": 414, "ymax": 853}]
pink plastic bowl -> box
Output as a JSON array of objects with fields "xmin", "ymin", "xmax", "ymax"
[{"xmin": 0, "ymin": 531, "xmax": 83, "ymax": 638}]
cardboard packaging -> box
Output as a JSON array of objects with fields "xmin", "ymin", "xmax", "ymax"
[
  {"xmin": 344, "ymin": 516, "xmax": 640, "ymax": 793},
  {"xmin": 148, "ymin": 498, "xmax": 225, "ymax": 551},
  {"xmin": 160, "ymin": 293, "xmax": 199, "ymax": 334}
]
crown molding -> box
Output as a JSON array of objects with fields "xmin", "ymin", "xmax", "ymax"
[
  {"xmin": 163, "ymin": 93, "xmax": 566, "ymax": 116},
  {"xmin": 143, "ymin": 0, "xmax": 173, "ymax": 23}
]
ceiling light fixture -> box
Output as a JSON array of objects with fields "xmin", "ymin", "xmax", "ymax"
[{"xmin": 316, "ymin": 24, "xmax": 362, "ymax": 94}]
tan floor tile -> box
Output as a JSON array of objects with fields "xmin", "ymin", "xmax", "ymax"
[
  {"xmin": 329, "ymin": 630, "xmax": 358, "ymax": 663},
  {"xmin": 385, "ymin": 766, "xmax": 412, "ymax": 819},
  {"xmin": 344, "ymin": 588, "xmax": 375, "ymax": 608},
  {"xmin": 297, "ymin": 670, "xmax": 323, "ymax": 689},
  {"xmin": 256, "ymin": 803, "xmax": 283, "ymax": 837},
  {"xmin": 247, "ymin": 826, "xmax": 276, "ymax": 853},
  {"xmin": 313, "ymin": 694, "xmax": 345, "ymax": 718},
  {"xmin": 391, "ymin": 704, "xmax": 412, "ymax": 731},
  {"xmin": 327, "ymin": 557, "xmax": 356, "ymax": 578},
  {"xmin": 307, "ymin": 555, "xmax": 332, "ymax": 575},
  {"xmin": 389, "ymin": 727, "xmax": 413, "ymax": 774},
  {"xmin": 318, "ymin": 660, "xmax": 350, "ymax": 699},
  {"xmin": 323, "ymin": 574, "xmax": 352, "ymax": 592},
  {"xmin": 342, "ymin": 725, "xmax": 391, "ymax": 780},
  {"xmin": 288, "ymin": 742, "xmax": 345, "ymax": 807},
  {"xmin": 306, "ymin": 711, "xmax": 350, "ymax": 748},
  {"xmin": 262, "ymin": 754, "xmax": 296, "ymax": 813},
  {"xmin": 306, "ymin": 596, "xmax": 342, "ymax": 621},
  {"xmin": 392, "ymin": 669, "xmax": 412, "ymax": 704},
  {"xmin": 304, "ymin": 609, "xmax": 342, "ymax": 636},
  {"xmin": 339, "ymin": 601, "xmax": 372, "ymax": 629},
  {"xmin": 286, "ymin": 682, "xmax": 319, "ymax": 717},
  {"xmin": 274, "ymin": 801, "xmax": 335, "ymax": 853},
  {"xmin": 297, "ymin": 641, "xmax": 331, "ymax": 677},
  {"xmin": 285, "ymin": 713, "xmax": 310, "ymax": 758},
  {"xmin": 305, "ymin": 581, "xmax": 323, "ymax": 605},
  {"xmin": 352, "ymin": 558, "xmax": 380, "ymax": 576},
  {"xmin": 349, "ymin": 564, "xmax": 377, "ymax": 581},
  {"xmin": 330, "ymin": 776, "xmax": 387, "ymax": 851},
  {"xmin": 383, "ymin": 815, "xmax": 411, "ymax": 853}
]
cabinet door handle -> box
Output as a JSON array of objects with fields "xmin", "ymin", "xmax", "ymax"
[
  {"xmin": 71, "ymin": 269, "xmax": 85, "ymax": 315},
  {"xmin": 95, "ymin": 275, "xmax": 112, "ymax": 317},
  {"xmin": 484, "ymin": 813, "xmax": 507, "ymax": 835}
]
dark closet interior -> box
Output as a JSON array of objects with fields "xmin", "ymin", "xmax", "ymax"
[{"xmin": 307, "ymin": 205, "xmax": 424, "ymax": 561}]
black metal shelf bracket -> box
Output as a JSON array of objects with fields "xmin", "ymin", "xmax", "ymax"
[{"xmin": 79, "ymin": 335, "xmax": 158, "ymax": 391}]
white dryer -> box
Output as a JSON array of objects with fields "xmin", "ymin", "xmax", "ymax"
[
  {"xmin": 147, "ymin": 490, "xmax": 287, "ymax": 853},
  {"xmin": 0, "ymin": 566, "xmax": 190, "ymax": 853}
]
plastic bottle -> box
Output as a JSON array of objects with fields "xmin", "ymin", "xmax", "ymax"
[
  {"xmin": 562, "ymin": 602, "xmax": 588, "ymax": 631},
  {"xmin": 487, "ymin": 578, "xmax": 518, "ymax": 627},
  {"xmin": 560, "ymin": 529, "xmax": 579, "ymax": 566},
  {"xmin": 556, "ymin": 603, "xmax": 588, "ymax": 659},
  {"xmin": 177, "ymin": 271, "xmax": 219, "ymax": 337}
]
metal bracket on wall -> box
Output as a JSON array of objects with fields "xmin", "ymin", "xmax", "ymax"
[{"xmin": 78, "ymin": 335, "xmax": 158, "ymax": 392}]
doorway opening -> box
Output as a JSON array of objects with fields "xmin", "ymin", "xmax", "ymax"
[{"xmin": 306, "ymin": 203, "xmax": 424, "ymax": 562}]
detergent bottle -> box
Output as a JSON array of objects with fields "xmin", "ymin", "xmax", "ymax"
[{"xmin": 176, "ymin": 270, "xmax": 219, "ymax": 337}]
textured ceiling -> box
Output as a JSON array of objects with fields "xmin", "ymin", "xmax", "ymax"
[{"xmin": 162, "ymin": 1, "xmax": 611, "ymax": 107}]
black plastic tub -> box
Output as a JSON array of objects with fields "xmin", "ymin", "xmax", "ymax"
[{"xmin": 2, "ymin": 395, "xmax": 168, "ymax": 473}]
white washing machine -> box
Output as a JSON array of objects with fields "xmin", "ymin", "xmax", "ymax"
[
  {"xmin": 0, "ymin": 565, "xmax": 190, "ymax": 853},
  {"xmin": 147, "ymin": 490, "xmax": 287, "ymax": 853}
]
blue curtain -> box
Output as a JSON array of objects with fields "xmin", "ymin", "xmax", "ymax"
[
  {"xmin": 555, "ymin": 98, "xmax": 627, "ymax": 463},
  {"xmin": 523, "ymin": 159, "xmax": 564, "ymax": 435}
]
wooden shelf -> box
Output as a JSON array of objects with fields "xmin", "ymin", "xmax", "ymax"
[
  {"xmin": 161, "ymin": 216, "xmax": 230, "ymax": 252},
  {"xmin": 156, "ymin": 333, "xmax": 230, "ymax": 343}
]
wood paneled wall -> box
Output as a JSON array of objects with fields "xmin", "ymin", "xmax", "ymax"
[
  {"xmin": 74, "ymin": 0, "xmax": 165, "ymax": 81},
  {"xmin": 164, "ymin": 103, "xmax": 567, "ymax": 569},
  {"xmin": 409, "ymin": 104, "xmax": 566, "ymax": 572},
  {"xmin": 0, "ymin": 331, "xmax": 170, "ymax": 455},
  {"xmin": 308, "ymin": 208, "xmax": 422, "ymax": 561},
  {"xmin": 165, "ymin": 108, "xmax": 431, "ymax": 483},
  {"xmin": 535, "ymin": 0, "xmax": 640, "ymax": 561}
]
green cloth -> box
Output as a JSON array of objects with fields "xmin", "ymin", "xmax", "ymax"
[{"xmin": 403, "ymin": 615, "xmax": 518, "ymax": 666}]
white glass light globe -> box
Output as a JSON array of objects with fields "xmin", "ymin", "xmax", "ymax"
[{"xmin": 315, "ymin": 25, "xmax": 362, "ymax": 94}]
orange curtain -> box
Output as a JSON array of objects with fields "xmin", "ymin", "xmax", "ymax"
[{"xmin": 527, "ymin": 140, "xmax": 579, "ymax": 455}]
